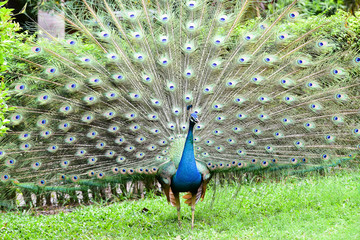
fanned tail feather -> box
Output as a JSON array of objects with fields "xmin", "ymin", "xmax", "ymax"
[{"xmin": 0, "ymin": 0, "xmax": 359, "ymax": 208}]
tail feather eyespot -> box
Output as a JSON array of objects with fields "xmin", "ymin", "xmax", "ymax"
[
  {"xmin": 237, "ymin": 162, "xmax": 246, "ymax": 168},
  {"xmin": 261, "ymin": 161, "xmax": 269, "ymax": 168},
  {"xmin": 71, "ymin": 175, "xmax": 80, "ymax": 182},
  {"xmin": 37, "ymin": 179, "xmax": 46, "ymax": 186},
  {"xmin": 58, "ymin": 174, "xmax": 66, "ymax": 181},
  {"xmin": 1, "ymin": 174, "xmax": 10, "ymax": 182},
  {"xmin": 97, "ymin": 172, "xmax": 105, "ymax": 179}
]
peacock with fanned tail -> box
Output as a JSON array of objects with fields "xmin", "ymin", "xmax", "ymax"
[{"xmin": 1, "ymin": 0, "xmax": 360, "ymax": 229}]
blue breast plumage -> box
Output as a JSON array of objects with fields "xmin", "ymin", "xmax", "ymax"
[{"xmin": 171, "ymin": 113, "xmax": 202, "ymax": 193}]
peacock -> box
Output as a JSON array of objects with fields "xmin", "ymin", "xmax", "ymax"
[
  {"xmin": 1, "ymin": 0, "xmax": 359, "ymax": 229},
  {"xmin": 157, "ymin": 110, "xmax": 211, "ymax": 228}
]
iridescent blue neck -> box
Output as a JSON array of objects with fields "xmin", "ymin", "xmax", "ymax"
[
  {"xmin": 172, "ymin": 120, "xmax": 201, "ymax": 192},
  {"xmin": 179, "ymin": 121, "xmax": 196, "ymax": 167}
]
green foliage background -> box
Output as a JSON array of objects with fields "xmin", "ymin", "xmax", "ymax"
[{"xmin": 0, "ymin": 1, "xmax": 22, "ymax": 136}]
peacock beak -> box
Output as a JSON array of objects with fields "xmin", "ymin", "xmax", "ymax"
[{"xmin": 194, "ymin": 118, "xmax": 199, "ymax": 123}]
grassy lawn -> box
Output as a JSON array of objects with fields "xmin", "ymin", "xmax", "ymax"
[{"xmin": 0, "ymin": 171, "xmax": 359, "ymax": 239}]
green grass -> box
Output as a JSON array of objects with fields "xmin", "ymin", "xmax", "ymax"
[{"xmin": 1, "ymin": 171, "xmax": 360, "ymax": 239}]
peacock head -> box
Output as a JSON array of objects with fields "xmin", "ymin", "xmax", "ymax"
[{"xmin": 190, "ymin": 113, "xmax": 199, "ymax": 124}]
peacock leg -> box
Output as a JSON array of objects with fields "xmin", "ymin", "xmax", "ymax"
[
  {"xmin": 177, "ymin": 207, "xmax": 181, "ymax": 228},
  {"xmin": 173, "ymin": 191, "xmax": 181, "ymax": 228},
  {"xmin": 191, "ymin": 195, "xmax": 196, "ymax": 230}
]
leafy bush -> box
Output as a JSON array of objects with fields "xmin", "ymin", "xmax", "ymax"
[
  {"xmin": 267, "ymin": 0, "xmax": 346, "ymax": 16},
  {"xmin": 0, "ymin": 1, "xmax": 23, "ymax": 136}
]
